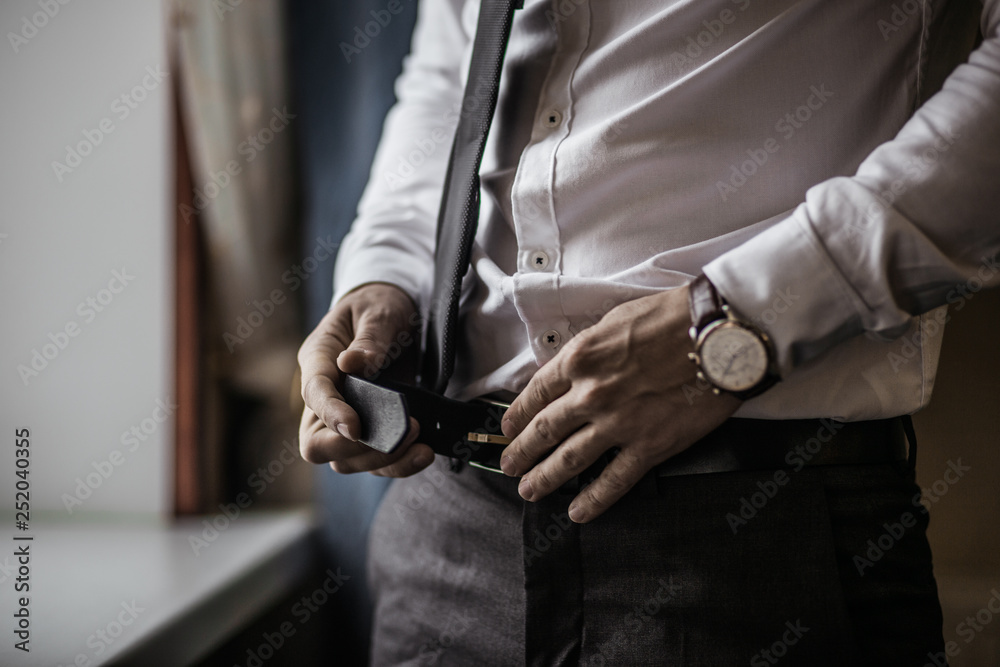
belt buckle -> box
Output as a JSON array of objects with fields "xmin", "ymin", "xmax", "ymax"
[
  {"xmin": 462, "ymin": 397, "xmax": 606, "ymax": 492},
  {"xmin": 465, "ymin": 396, "xmax": 512, "ymax": 474}
]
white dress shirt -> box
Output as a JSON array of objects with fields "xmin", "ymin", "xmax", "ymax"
[{"xmin": 333, "ymin": 0, "xmax": 1000, "ymax": 420}]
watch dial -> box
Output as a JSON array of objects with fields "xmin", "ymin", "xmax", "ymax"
[{"xmin": 700, "ymin": 326, "xmax": 768, "ymax": 392}]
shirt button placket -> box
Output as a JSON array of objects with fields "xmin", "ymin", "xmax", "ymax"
[
  {"xmin": 530, "ymin": 250, "xmax": 550, "ymax": 270},
  {"xmin": 541, "ymin": 329, "xmax": 561, "ymax": 349}
]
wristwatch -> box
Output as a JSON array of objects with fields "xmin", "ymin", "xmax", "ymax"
[{"xmin": 686, "ymin": 274, "xmax": 779, "ymax": 400}]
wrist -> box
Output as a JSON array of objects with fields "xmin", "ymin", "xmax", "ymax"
[
  {"xmin": 340, "ymin": 281, "xmax": 416, "ymax": 307},
  {"xmin": 686, "ymin": 274, "xmax": 779, "ymax": 400}
]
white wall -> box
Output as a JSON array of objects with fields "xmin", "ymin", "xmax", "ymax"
[{"xmin": 0, "ymin": 0, "xmax": 171, "ymax": 518}]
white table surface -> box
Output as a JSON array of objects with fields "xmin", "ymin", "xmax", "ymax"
[{"xmin": 0, "ymin": 509, "xmax": 317, "ymax": 667}]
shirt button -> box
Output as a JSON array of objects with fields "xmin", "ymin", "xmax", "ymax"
[
  {"xmin": 529, "ymin": 250, "xmax": 550, "ymax": 270},
  {"xmin": 541, "ymin": 330, "xmax": 561, "ymax": 349},
  {"xmin": 543, "ymin": 110, "xmax": 562, "ymax": 128}
]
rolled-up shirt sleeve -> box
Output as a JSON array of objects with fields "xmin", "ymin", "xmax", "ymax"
[
  {"xmin": 705, "ymin": 0, "xmax": 1000, "ymax": 377},
  {"xmin": 332, "ymin": 0, "xmax": 470, "ymax": 309}
]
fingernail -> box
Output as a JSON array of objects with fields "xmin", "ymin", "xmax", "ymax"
[
  {"xmin": 411, "ymin": 451, "xmax": 433, "ymax": 468},
  {"xmin": 501, "ymin": 419, "xmax": 515, "ymax": 438},
  {"xmin": 568, "ymin": 505, "xmax": 585, "ymax": 523},
  {"xmin": 500, "ymin": 455, "xmax": 515, "ymax": 476},
  {"xmin": 336, "ymin": 423, "xmax": 356, "ymax": 441},
  {"xmin": 518, "ymin": 477, "xmax": 533, "ymax": 501}
]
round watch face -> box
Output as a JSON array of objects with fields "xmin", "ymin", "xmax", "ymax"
[{"xmin": 699, "ymin": 324, "xmax": 769, "ymax": 393}]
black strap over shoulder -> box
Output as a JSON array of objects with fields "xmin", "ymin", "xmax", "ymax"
[{"xmin": 421, "ymin": 0, "xmax": 523, "ymax": 394}]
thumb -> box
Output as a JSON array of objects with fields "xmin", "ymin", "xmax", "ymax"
[{"xmin": 337, "ymin": 308, "xmax": 409, "ymax": 378}]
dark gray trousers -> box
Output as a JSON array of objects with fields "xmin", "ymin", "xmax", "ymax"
[{"xmin": 368, "ymin": 437, "xmax": 944, "ymax": 666}]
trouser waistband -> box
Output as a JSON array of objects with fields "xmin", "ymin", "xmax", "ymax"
[{"xmin": 340, "ymin": 375, "xmax": 911, "ymax": 489}]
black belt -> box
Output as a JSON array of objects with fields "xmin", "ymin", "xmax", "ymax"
[{"xmin": 342, "ymin": 375, "xmax": 909, "ymax": 484}]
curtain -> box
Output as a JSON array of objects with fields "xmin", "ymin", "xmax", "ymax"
[{"xmin": 173, "ymin": 0, "xmax": 303, "ymax": 510}]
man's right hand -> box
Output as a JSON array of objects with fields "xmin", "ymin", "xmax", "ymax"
[{"xmin": 297, "ymin": 282, "xmax": 435, "ymax": 477}]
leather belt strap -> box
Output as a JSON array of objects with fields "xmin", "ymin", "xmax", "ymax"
[
  {"xmin": 342, "ymin": 375, "xmax": 908, "ymax": 481},
  {"xmin": 342, "ymin": 374, "xmax": 510, "ymax": 468}
]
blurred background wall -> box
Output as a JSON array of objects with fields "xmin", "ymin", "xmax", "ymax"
[
  {"xmin": 0, "ymin": 0, "xmax": 172, "ymax": 518},
  {"xmin": 915, "ymin": 286, "xmax": 1000, "ymax": 664}
]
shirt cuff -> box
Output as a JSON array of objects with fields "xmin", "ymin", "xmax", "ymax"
[
  {"xmin": 702, "ymin": 207, "xmax": 868, "ymax": 377},
  {"xmin": 331, "ymin": 246, "xmax": 430, "ymax": 311}
]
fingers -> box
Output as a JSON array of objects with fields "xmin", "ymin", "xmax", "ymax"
[
  {"xmin": 298, "ymin": 407, "xmax": 365, "ymax": 464},
  {"xmin": 297, "ymin": 284, "xmax": 428, "ymax": 479},
  {"xmin": 368, "ymin": 442, "xmax": 435, "ymax": 478},
  {"xmin": 500, "ymin": 353, "xmax": 572, "ymax": 442},
  {"xmin": 566, "ymin": 449, "xmax": 648, "ymax": 523},
  {"xmin": 500, "ymin": 390, "xmax": 587, "ymax": 477},
  {"xmin": 298, "ymin": 313, "xmax": 360, "ymax": 440},
  {"xmin": 299, "ymin": 284, "xmax": 417, "ymax": 442},
  {"xmin": 343, "ymin": 418, "xmax": 435, "ymax": 477},
  {"xmin": 513, "ymin": 422, "xmax": 604, "ymax": 500},
  {"xmin": 506, "ymin": 411, "xmax": 646, "ymax": 523},
  {"xmin": 301, "ymin": 407, "xmax": 433, "ymax": 478},
  {"xmin": 337, "ymin": 293, "xmax": 418, "ymax": 378},
  {"xmin": 301, "ymin": 372, "xmax": 360, "ymax": 442}
]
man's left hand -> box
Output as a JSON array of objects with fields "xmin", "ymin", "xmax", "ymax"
[{"xmin": 499, "ymin": 284, "xmax": 741, "ymax": 523}]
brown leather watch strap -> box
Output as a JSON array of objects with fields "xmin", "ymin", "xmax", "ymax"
[{"xmin": 688, "ymin": 273, "xmax": 726, "ymax": 335}]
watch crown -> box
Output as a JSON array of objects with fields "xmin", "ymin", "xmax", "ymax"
[{"xmin": 696, "ymin": 371, "xmax": 706, "ymax": 382}]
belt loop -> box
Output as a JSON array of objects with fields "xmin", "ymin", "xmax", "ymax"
[{"xmin": 901, "ymin": 415, "xmax": 918, "ymax": 480}]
